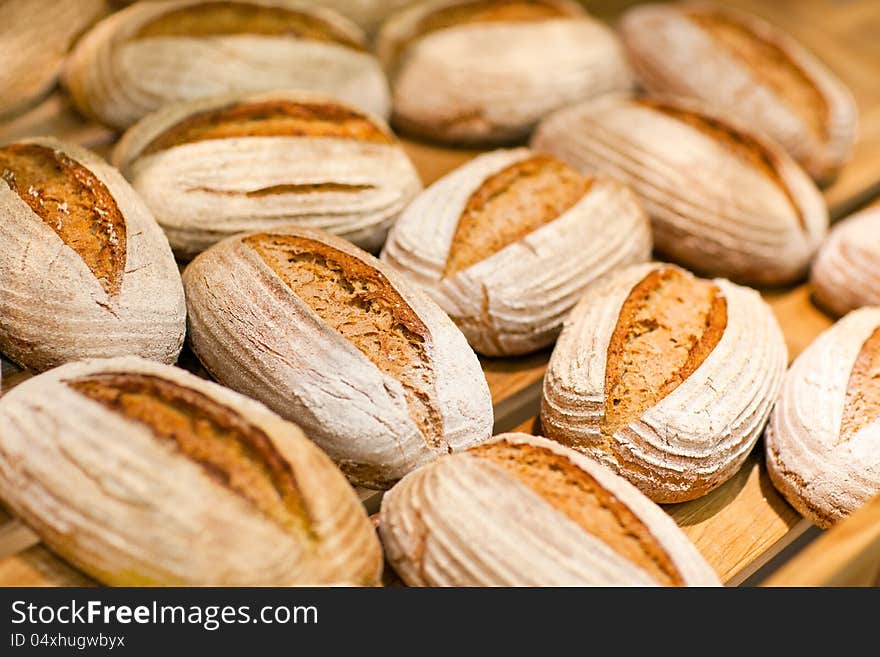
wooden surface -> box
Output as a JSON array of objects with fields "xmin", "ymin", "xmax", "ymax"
[
  {"xmin": 764, "ymin": 493, "xmax": 880, "ymax": 586},
  {"xmin": 1, "ymin": 0, "xmax": 879, "ymax": 586}
]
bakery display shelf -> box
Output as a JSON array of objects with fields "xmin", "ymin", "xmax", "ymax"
[{"xmin": 1, "ymin": 0, "xmax": 879, "ymax": 587}]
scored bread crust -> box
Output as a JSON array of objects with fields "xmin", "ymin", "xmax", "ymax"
[
  {"xmin": 541, "ymin": 262, "xmax": 787, "ymax": 503},
  {"xmin": 532, "ymin": 94, "xmax": 828, "ymax": 286},
  {"xmin": 376, "ymin": 0, "xmax": 633, "ymax": 144},
  {"xmin": 113, "ymin": 91, "xmax": 421, "ymax": 258},
  {"xmin": 0, "ymin": 356, "xmax": 383, "ymax": 586},
  {"xmin": 0, "ymin": 137, "xmax": 185, "ymax": 372},
  {"xmin": 381, "ymin": 148, "xmax": 651, "ymax": 356},
  {"xmin": 183, "ymin": 226, "xmax": 493, "ymax": 489},
  {"xmin": 0, "ymin": 0, "xmax": 108, "ymax": 119},
  {"xmin": 379, "ymin": 432, "xmax": 720, "ymax": 586},
  {"xmin": 62, "ymin": 0, "xmax": 391, "ymax": 130},
  {"xmin": 810, "ymin": 206, "xmax": 880, "ymax": 318},
  {"xmin": 765, "ymin": 307, "xmax": 880, "ymax": 528},
  {"xmin": 618, "ymin": 1, "xmax": 857, "ymax": 184}
]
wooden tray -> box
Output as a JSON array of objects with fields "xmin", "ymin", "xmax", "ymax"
[{"xmin": 1, "ymin": 0, "xmax": 880, "ymax": 586}]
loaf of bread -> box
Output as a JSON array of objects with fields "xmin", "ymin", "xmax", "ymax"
[
  {"xmin": 532, "ymin": 95, "xmax": 827, "ymax": 286},
  {"xmin": 0, "ymin": 1, "xmax": 108, "ymax": 118},
  {"xmin": 541, "ymin": 263, "xmax": 787, "ymax": 502},
  {"xmin": 381, "ymin": 148, "xmax": 651, "ymax": 355},
  {"xmin": 0, "ymin": 138, "xmax": 185, "ymax": 372},
  {"xmin": 376, "ymin": 0, "xmax": 632, "ymax": 144},
  {"xmin": 810, "ymin": 206, "xmax": 880, "ymax": 318},
  {"xmin": 183, "ymin": 226, "xmax": 493, "ymax": 489},
  {"xmin": 0, "ymin": 356, "xmax": 383, "ymax": 586},
  {"xmin": 113, "ymin": 91, "xmax": 421, "ymax": 258},
  {"xmin": 766, "ymin": 307, "xmax": 880, "ymax": 528},
  {"xmin": 380, "ymin": 433, "xmax": 720, "ymax": 586},
  {"xmin": 62, "ymin": 0, "xmax": 390, "ymax": 130},
  {"xmin": 619, "ymin": 1, "xmax": 857, "ymax": 184}
]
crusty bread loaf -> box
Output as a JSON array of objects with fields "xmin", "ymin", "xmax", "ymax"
[
  {"xmin": 381, "ymin": 148, "xmax": 651, "ymax": 355},
  {"xmin": 541, "ymin": 263, "xmax": 787, "ymax": 502},
  {"xmin": 766, "ymin": 307, "xmax": 880, "ymax": 528},
  {"xmin": 183, "ymin": 226, "xmax": 493, "ymax": 489},
  {"xmin": 0, "ymin": 137, "xmax": 185, "ymax": 372},
  {"xmin": 619, "ymin": 2, "xmax": 857, "ymax": 183},
  {"xmin": 62, "ymin": 0, "xmax": 390, "ymax": 130},
  {"xmin": 376, "ymin": 0, "xmax": 632, "ymax": 144},
  {"xmin": 113, "ymin": 91, "xmax": 421, "ymax": 258},
  {"xmin": 0, "ymin": 1, "xmax": 108, "ymax": 118},
  {"xmin": 810, "ymin": 206, "xmax": 880, "ymax": 318},
  {"xmin": 532, "ymin": 95, "xmax": 828, "ymax": 286},
  {"xmin": 379, "ymin": 432, "xmax": 720, "ymax": 586},
  {"xmin": 0, "ymin": 356, "xmax": 383, "ymax": 586}
]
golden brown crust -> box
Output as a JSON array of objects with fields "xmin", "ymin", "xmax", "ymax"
[
  {"xmin": 133, "ymin": 1, "xmax": 364, "ymax": 50},
  {"xmin": 686, "ymin": 7, "xmax": 827, "ymax": 141},
  {"xmin": 443, "ymin": 155, "xmax": 590, "ymax": 277},
  {"xmin": 638, "ymin": 99, "xmax": 804, "ymax": 229},
  {"xmin": 244, "ymin": 233, "xmax": 444, "ymax": 450},
  {"xmin": 840, "ymin": 327, "xmax": 880, "ymax": 443},
  {"xmin": 603, "ymin": 267, "xmax": 727, "ymax": 440},
  {"xmin": 470, "ymin": 439, "xmax": 683, "ymax": 586},
  {"xmin": 0, "ymin": 143, "xmax": 126, "ymax": 296},
  {"xmin": 67, "ymin": 372, "xmax": 313, "ymax": 537},
  {"xmin": 141, "ymin": 100, "xmax": 392, "ymax": 156}
]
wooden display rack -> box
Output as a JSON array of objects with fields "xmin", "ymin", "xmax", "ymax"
[{"xmin": 2, "ymin": 0, "xmax": 880, "ymax": 586}]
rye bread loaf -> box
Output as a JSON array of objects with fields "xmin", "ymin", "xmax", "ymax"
[
  {"xmin": 381, "ymin": 148, "xmax": 651, "ymax": 355},
  {"xmin": 376, "ymin": 0, "xmax": 632, "ymax": 144},
  {"xmin": 183, "ymin": 226, "xmax": 493, "ymax": 489},
  {"xmin": 541, "ymin": 263, "xmax": 787, "ymax": 503},
  {"xmin": 113, "ymin": 91, "xmax": 421, "ymax": 258},
  {"xmin": 619, "ymin": 1, "xmax": 857, "ymax": 184},
  {"xmin": 62, "ymin": 0, "xmax": 391, "ymax": 130},
  {"xmin": 532, "ymin": 95, "xmax": 828, "ymax": 286},
  {"xmin": 0, "ymin": 138, "xmax": 185, "ymax": 372},
  {"xmin": 0, "ymin": 357, "xmax": 382, "ymax": 586},
  {"xmin": 0, "ymin": 1, "xmax": 108, "ymax": 118},
  {"xmin": 765, "ymin": 307, "xmax": 880, "ymax": 528},
  {"xmin": 810, "ymin": 206, "xmax": 880, "ymax": 318},
  {"xmin": 379, "ymin": 432, "xmax": 720, "ymax": 586}
]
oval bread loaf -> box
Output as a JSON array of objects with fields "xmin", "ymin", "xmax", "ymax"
[
  {"xmin": 62, "ymin": 0, "xmax": 391, "ymax": 130},
  {"xmin": 379, "ymin": 432, "xmax": 720, "ymax": 586},
  {"xmin": 381, "ymin": 148, "xmax": 651, "ymax": 356},
  {"xmin": 183, "ymin": 226, "xmax": 493, "ymax": 489},
  {"xmin": 532, "ymin": 95, "xmax": 827, "ymax": 286},
  {"xmin": 376, "ymin": 0, "xmax": 633, "ymax": 144},
  {"xmin": 0, "ymin": 138, "xmax": 185, "ymax": 372},
  {"xmin": 0, "ymin": 356, "xmax": 383, "ymax": 586},
  {"xmin": 0, "ymin": 0, "xmax": 108, "ymax": 118},
  {"xmin": 113, "ymin": 91, "xmax": 421, "ymax": 258},
  {"xmin": 810, "ymin": 206, "xmax": 880, "ymax": 318},
  {"xmin": 541, "ymin": 263, "xmax": 787, "ymax": 503},
  {"xmin": 765, "ymin": 307, "xmax": 880, "ymax": 528},
  {"xmin": 619, "ymin": 1, "xmax": 857, "ymax": 184}
]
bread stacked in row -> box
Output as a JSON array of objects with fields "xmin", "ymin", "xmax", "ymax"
[{"xmin": 1, "ymin": 0, "xmax": 877, "ymax": 587}]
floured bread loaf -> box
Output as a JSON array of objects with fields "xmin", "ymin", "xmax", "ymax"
[
  {"xmin": 381, "ymin": 148, "xmax": 651, "ymax": 355},
  {"xmin": 532, "ymin": 95, "xmax": 827, "ymax": 286},
  {"xmin": 810, "ymin": 206, "xmax": 880, "ymax": 318},
  {"xmin": 380, "ymin": 432, "xmax": 720, "ymax": 586},
  {"xmin": 376, "ymin": 0, "xmax": 632, "ymax": 144},
  {"xmin": 114, "ymin": 91, "xmax": 421, "ymax": 258},
  {"xmin": 0, "ymin": 138, "xmax": 185, "ymax": 372},
  {"xmin": 619, "ymin": 1, "xmax": 857, "ymax": 183},
  {"xmin": 766, "ymin": 307, "xmax": 880, "ymax": 528},
  {"xmin": 183, "ymin": 226, "xmax": 493, "ymax": 489},
  {"xmin": 541, "ymin": 263, "xmax": 787, "ymax": 502},
  {"xmin": 62, "ymin": 0, "xmax": 391, "ymax": 129},
  {"xmin": 0, "ymin": 357, "xmax": 383, "ymax": 586}
]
